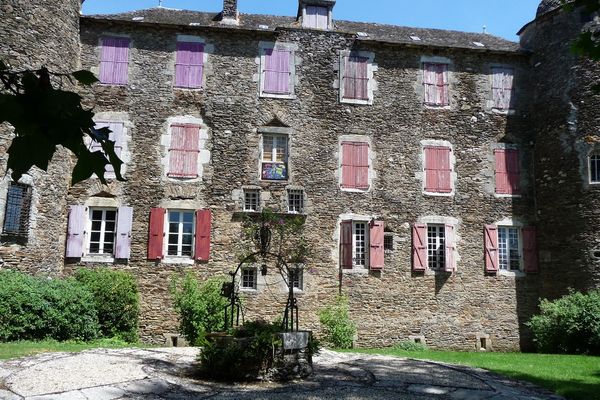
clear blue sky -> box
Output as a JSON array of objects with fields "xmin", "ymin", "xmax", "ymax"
[{"xmin": 82, "ymin": 0, "xmax": 541, "ymax": 41}]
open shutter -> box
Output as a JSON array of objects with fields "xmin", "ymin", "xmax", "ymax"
[
  {"xmin": 115, "ymin": 206, "xmax": 133, "ymax": 259},
  {"xmin": 369, "ymin": 221, "xmax": 384, "ymax": 270},
  {"xmin": 147, "ymin": 208, "xmax": 165, "ymax": 260},
  {"xmin": 194, "ymin": 209, "xmax": 211, "ymax": 261},
  {"xmin": 355, "ymin": 142, "xmax": 370, "ymax": 189},
  {"xmin": 444, "ymin": 224, "xmax": 456, "ymax": 272},
  {"xmin": 341, "ymin": 142, "xmax": 355, "ymax": 189},
  {"xmin": 522, "ymin": 226, "xmax": 539, "ymax": 273},
  {"xmin": 168, "ymin": 124, "xmax": 199, "ymax": 178},
  {"xmin": 339, "ymin": 220, "xmax": 353, "ymax": 269},
  {"xmin": 66, "ymin": 205, "xmax": 86, "ymax": 258},
  {"xmin": 412, "ymin": 224, "xmax": 427, "ymax": 272},
  {"xmin": 484, "ymin": 224, "xmax": 499, "ymax": 272}
]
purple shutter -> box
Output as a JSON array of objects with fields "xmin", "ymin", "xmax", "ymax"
[
  {"xmin": 412, "ymin": 224, "xmax": 427, "ymax": 271},
  {"xmin": 115, "ymin": 206, "xmax": 133, "ymax": 259},
  {"xmin": 175, "ymin": 41, "xmax": 204, "ymax": 89},
  {"xmin": 148, "ymin": 208, "xmax": 165, "ymax": 260},
  {"xmin": 445, "ymin": 224, "xmax": 456, "ymax": 272},
  {"xmin": 341, "ymin": 142, "xmax": 355, "ymax": 189},
  {"xmin": 523, "ymin": 226, "xmax": 539, "ymax": 273},
  {"xmin": 66, "ymin": 205, "xmax": 86, "ymax": 258},
  {"xmin": 339, "ymin": 220, "xmax": 353, "ymax": 269},
  {"xmin": 264, "ymin": 48, "xmax": 291, "ymax": 94},
  {"xmin": 194, "ymin": 209, "xmax": 211, "ymax": 261},
  {"xmin": 168, "ymin": 124, "xmax": 200, "ymax": 178},
  {"xmin": 484, "ymin": 225, "xmax": 499, "ymax": 272},
  {"xmin": 99, "ymin": 37, "xmax": 129, "ymax": 85},
  {"xmin": 369, "ymin": 221, "xmax": 384, "ymax": 270}
]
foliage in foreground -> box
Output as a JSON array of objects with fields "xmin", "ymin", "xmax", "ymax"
[
  {"xmin": 75, "ymin": 268, "xmax": 140, "ymax": 343},
  {"xmin": 318, "ymin": 295, "xmax": 356, "ymax": 349},
  {"xmin": 170, "ymin": 273, "xmax": 229, "ymax": 346},
  {"xmin": 527, "ymin": 289, "xmax": 600, "ymax": 355}
]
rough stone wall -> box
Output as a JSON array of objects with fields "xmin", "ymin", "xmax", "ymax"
[
  {"xmin": 0, "ymin": 0, "xmax": 81, "ymax": 275},
  {"xmin": 520, "ymin": 8, "xmax": 600, "ymax": 300},
  {"xmin": 69, "ymin": 18, "xmax": 538, "ymax": 351}
]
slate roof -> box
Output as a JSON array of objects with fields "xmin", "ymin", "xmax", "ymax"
[
  {"xmin": 536, "ymin": 0, "xmax": 566, "ymax": 18},
  {"xmin": 82, "ymin": 7, "xmax": 522, "ymax": 53}
]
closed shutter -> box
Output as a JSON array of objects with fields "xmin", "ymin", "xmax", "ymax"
[
  {"xmin": 355, "ymin": 142, "xmax": 370, "ymax": 189},
  {"xmin": 66, "ymin": 205, "xmax": 86, "ymax": 258},
  {"xmin": 423, "ymin": 63, "xmax": 437, "ymax": 105},
  {"xmin": 194, "ymin": 209, "xmax": 211, "ymax": 261},
  {"xmin": 436, "ymin": 64, "xmax": 449, "ymax": 106},
  {"xmin": 484, "ymin": 224, "xmax": 499, "ymax": 272},
  {"xmin": 341, "ymin": 142, "xmax": 355, "ymax": 189},
  {"xmin": 492, "ymin": 67, "xmax": 514, "ymax": 110},
  {"xmin": 147, "ymin": 208, "xmax": 165, "ymax": 260},
  {"xmin": 495, "ymin": 149, "xmax": 520, "ymax": 195},
  {"xmin": 305, "ymin": 6, "xmax": 328, "ymax": 29},
  {"xmin": 264, "ymin": 48, "xmax": 291, "ymax": 94},
  {"xmin": 92, "ymin": 122, "xmax": 124, "ymax": 175},
  {"xmin": 339, "ymin": 220, "xmax": 353, "ymax": 269},
  {"xmin": 99, "ymin": 37, "xmax": 129, "ymax": 85},
  {"xmin": 115, "ymin": 206, "xmax": 133, "ymax": 259},
  {"xmin": 369, "ymin": 220, "xmax": 384, "ymax": 270},
  {"xmin": 175, "ymin": 41, "xmax": 204, "ymax": 89},
  {"xmin": 445, "ymin": 224, "xmax": 456, "ymax": 272},
  {"xmin": 412, "ymin": 224, "xmax": 427, "ymax": 272},
  {"xmin": 522, "ymin": 226, "xmax": 538, "ymax": 273},
  {"xmin": 425, "ymin": 146, "xmax": 452, "ymax": 193},
  {"xmin": 424, "ymin": 63, "xmax": 448, "ymax": 106},
  {"xmin": 343, "ymin": 56, "xmax": 369, "ymax": 100},
  {"xmin": 168, "ymin": 124, "xmax": 200, "ymax": 178}
]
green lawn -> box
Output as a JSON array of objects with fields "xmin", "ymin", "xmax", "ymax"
[
  {"xmin": 0, "ymin": 339, "xmax": 141, "ymax": 361},
  {"xmin": 341, "ymin": 348, "xmax": 600, "ymax": 400}
]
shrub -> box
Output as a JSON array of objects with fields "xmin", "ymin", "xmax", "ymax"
[
  {"xmin": 75, "ymin": 268, "xmax": 140, "ymax": 343},
  {"xmin": 0, "ymin": 270, "xmax": 99, "ymax": 341},
  {"xmin": 527, "ymin": 289, "xmax": 600, "ymax": 355},
  {"xmin": 170, "ymin": 273, "xmax": 229, "ymax": 345},
  {"xmin": 393, "ymin": 340, "xmax": 428, "ymax": 352},
  {"xmin": 318, "ymin": 295, "xmax": 356, "ymax": 349}
]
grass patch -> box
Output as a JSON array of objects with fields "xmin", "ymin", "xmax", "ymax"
[
  {"xmin": 340, "ymin": 348, "xmax": 600, "ymax": 400},
  {"xmin": 0, "ymin": 338, "xmax": 143, "ymax": 361}
]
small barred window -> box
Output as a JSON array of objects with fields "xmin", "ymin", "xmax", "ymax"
[
  {"xmin": 384, "ymin": 234, "xmax": 394, "ymax": 251},
  {"xmin": 244, "ymin": 189, "xmax": 260, "ymax": 212},
  {"xmin": 2, "ymin": 183, "xmax": 32, "ymax": 245},
  {"xmin": 241, "ymin": 268, "xmax": 257, "ymax": 290},
  {"xmin": 287, "ymin": 189, "xmax": 304, "ymax": 214}
]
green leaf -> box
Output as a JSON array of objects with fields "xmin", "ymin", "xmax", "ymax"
[{"xmin": 71, "ymin": 70, "xmax": 99, "ymax": 86}]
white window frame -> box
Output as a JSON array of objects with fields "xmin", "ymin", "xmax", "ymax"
[
  {"xmin": 427, "ymin": 224, "xmax": 446, "ymax": 271},
  {"xmin": 497, "ymin": 225, "xmax": 523, "ymax": 272},
  {"xmin": 352, "ymin": 221, "xmax": 369, "ymax": 269},
  {"xmin": 339, "ymin": 50, "xmax": 377, "ymax": 105},
  {"xmin": 287, "ymin": 189, "xmax": 304, "ymax": 214},
  {"xmin": 258, "ymin": 42, "xmax": 297, "ymax": 99},
  {"xmin": 164, "ymin": 209, "xmax": 195, "ymax": 259},
  {"xmin": 589, "ymin": 152, "xmax": 600, "ymax": 185},
  {"xmin": 240, "ymin": 267, "xmax": 258, "ymax": 291},
  {"xmin": 85, "ymin": 207, "xmax": 118, "ymax": 259},
  {"xmin": 243, "ymin": 189, "xmax": 260, "ymax": 212},
  {"xmin": 260, "ymin": 133, "xmax": 289, "ymax": 181},
  {"xmin": 416, "ymin": 216, "xmax": 459, "ymax": 274}
]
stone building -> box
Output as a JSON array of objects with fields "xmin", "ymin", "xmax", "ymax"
[{"xmin": 0, "ymin": 0, "xmax": 598, "ymax": 351}]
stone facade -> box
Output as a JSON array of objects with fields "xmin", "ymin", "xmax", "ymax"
[{"xmin": 0, "ymin": 0, "xmax": 598, "ymax": 351}]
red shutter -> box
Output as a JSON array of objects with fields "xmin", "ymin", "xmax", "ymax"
[
  {"xmin": 147, "ymin": 208, "xmax": 165, "ymax": 260},
  {"xmin": 339, "ymin": 220, "xmax": 353, "ymax": 269},
  {"xmin": 522, "ymin": 226, "xmax": 538, "ymax": 273},
  {"xmin": 412, "ymin": 224, "xmax": 427, "ymax": 272},
  {"xmin": 369, "ymin": 220, "xmax": 384, "ymax": 270},
  {"xmin": 484, "ymin": 224, "xmax": 499, "ymax": 272},
  {"xmin": 444, "ymin": 224, "xmax": 456, "ymax": 272},
  {"xmin": 168, "ymin": 124, "xmax": 200, "ymax": 178},
  {"xmin": 194, "ymin": 209, "xmax": 211, "ymax": 261},
  {"xmin": 355, "ymin": 142, "xmax": 369, "ymax": 189},
  {"xmin": 341, "ymin": 142, "xmax": 355, "ymax": 189},
  {"xmin": 424, "ymin": 147, "xmax": 437, "ymax": 192},
  {"xmin": 495, "ymin": 149, "xmax": 509, "ymax": 194}
]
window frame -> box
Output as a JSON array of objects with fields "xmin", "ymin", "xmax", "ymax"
[
  {"xmin": 241, "ymin": 267, "xmax": 258, "ymax": 291},
  {"xmin": 287, "ymin": 189, "xmax": 304, "ymax": 214},
  {"xmin": 164, "ymin": 209, "xmax": 195, "ymax": 259},
  {"xmin": 589, "ymin": 152, "xmax": 600, "ymax": 185},
  {"xmin": 86, "ymin": 207, "xmax": 118, "ymax": 258},
  {"xmin": 427, "ymin": 224, "xmax": 446, "ymax": 271},
  {"xmin": 352, "ymin": 220, "xmax": 370, "ymax": 269},
  {"xmin": 261, "ymin": 133, "xmax": 289, "ymax": 181},
  {"xmin": 497, "ymin": 225, "xmax": 523, "ymax": 272},
  {"xmin": 339, "ymin": 50, "xmax": 376, "ymax": 105},
  {"xmin": 174, "ymin": 36, "xmax": 206, "ymax": 90},
  {"xmin": 243, "ymin": 189, "xmax": 260, "ymax": 212},
  {"xmin": 422, "ymin": 61, "xmax": 450, "ymax": 107},
  {"xmin": 258, "ymin": 42, "xmax": 296, "ymax": 99},
  {"xmin": 1, "ymin": 182, "xmax": 32, "ymax": 245}
]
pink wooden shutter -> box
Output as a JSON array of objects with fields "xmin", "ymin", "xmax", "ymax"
[
  {"xmin": 444, "ymin": 224, "xmax": 456, "ymax": 272},
  {"xmin": 506, "ymin": 149, "xmax": 520, "ymax": 194},
  {"xmin": 423, "ymin": 63, "xmax": 436, "ymax": 105},
  {"xmin": 502, "ymin": 70, "xmax": 514, "ymax": 110},
  {"xmin": 264, "ymin": 48, "xmax": 291, "ymax": 94},
  {"xmin": 147, "ymin": 208, "xmax": 165, "ymax": 260},
  {"xmin": 339, "ymin": 220, "xmax": 353, "ymax": 269},
  {"xmin": 437, "ymin": 147, "xmax": 452, "ymax": 192},
  {"xmin": 412, "ymin": 224, "xmax": 427, "ymax": 272},
  {"xmin": 484, "ymin": 224, "xmax": 499, "ymax": 272},
  {"xmin": 100, "ymin": 37, "xmax": 129, "ymax": 85},
  {"xmin": 369, "ymin": 220, "xmax": 384, "ymax": 270},
  {"xmin": 522, "ymin": 226, "xmax": 539, "ymax": 273},
  {"xmin": 194, "ymin": 209, "xmax": 211, "ymax": 261},
  {"xmin": 495, "ymin": 149, "xmax": 509, "ymax": 194},
  {"xmin": 115, "ymin": 206, "xmax": 133, "ymax": 259},
  {"xmin": 168, "ymin": 124, "xmax": 200, "ymax": 178},
  {"xmin": 424, "ymin": 147, "xmax": 438, "ymax": 192},
  {"xmin": 437, "ymin": 64, "xmax": 449, "ymax": 106},
  {"xmin": 344, "ymin": 56, "xmax": 368, "ymax": 100},
  {"xmin": 66, "ymin": 205, "xmax": 86, "ymax": 258},
  {"xmin": 343, "ymin": 56, "xmax": 356, "ymax": 99},
  {"xmin": 355, "ymin": 143, "xmax": 369, "ymax": 189},
  {"xmin": 341, "ymin": 142, "xmax": 355, "ymax": 189}
]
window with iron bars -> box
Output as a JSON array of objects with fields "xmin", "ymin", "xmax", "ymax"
[
  {"xmin": 287, "ymin": 189, "xmax": 304, "ymax": 214},
  {"xmin": 1, "ymin": 183, "xmax": 32, "ymax": 245},
  {"xmin": 427, "ymin": 225, "xmax": 445, "ymax": 270}
]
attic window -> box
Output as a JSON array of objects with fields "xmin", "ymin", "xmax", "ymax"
[
  {"xmin": 356, "ymin": 32, "xmax": 369, "ymax": 38},
  {"xmin": 410, "ymin": 35, "xmax": 421, "ymax": 41},
  {"xmin": 132, "ymin": 17, "xmax": 144, "ymax": 21},
  {"xmin": 303, "ymin": 5, "xmax": 329, "ymax": 30},
  {"xmin": 473, "ymin": 41, "xmax": 485, "ymax": 47}
]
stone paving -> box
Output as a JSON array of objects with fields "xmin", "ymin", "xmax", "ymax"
[{"xmin": 0, "ymin": 348, "xmax": 565, "ymax": 400}]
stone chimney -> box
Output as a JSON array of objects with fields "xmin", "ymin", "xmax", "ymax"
[{"xmin": 221, "ymin": 0, "xmax": 239, "ymax": 25}]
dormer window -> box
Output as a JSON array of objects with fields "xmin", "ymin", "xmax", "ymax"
[{"xmin": 303, "ymin": 5, "xmax": 329, "ymax": 29}]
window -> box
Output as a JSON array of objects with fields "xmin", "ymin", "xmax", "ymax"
[
  {"xmin": 495, "ymin": 148, "xmax": 520, "ymax": 195},
  {"xmin": 423, "ymin": 63, "xmax": 449, "ymax": 106},
  {"xmin": 341, "ymin": 53, "xmax": 370, "ymax": 103},
  {"xmin": 590, "ymin": 153, "xmax": 600, "ymax": 184},
  {"xmin": 287, "ymin": 189, "xmax": 304, "ymax": 214},
  {"xmin": 260, "ymin": 46, "xmax": 293, "ymax": 97},
  {"xmin": 484, "ymin": 224, "xmax": 538, "ymax": 273},
  {"xmin": 423, "ymin": 146, "xmax": 452, "ymax": 194},
  {"xmin": 241, "ymin": 267, "xmax": 257, "ymax": 290},
  {"xmin": 168, "ymin": 124, "xmax": 200, "ymax": 178},
  {"xmin": 261, "ymin": 134, "xmax": 288, "ymax": 180},
  {"xmin": 384, "ymin": 234, "xmax": 394, "ymax": 252},
  {"xmin": 303, "ymin": 5, "xmax": 329, "ymax": 29},
  {"xmin": 427, "ymin": 225, "xmax": 446, "ymax": 270},
  {"xmin": 88, "ymin": 208, "xmax": 116, "ymax": 255},
  {"xmin": 91, "ymin": 121, "xmax": 124, "ymax": 178},
  {"xmin": 339, "ymin": 219, "xmax": 384, "ymax": 270},
  {"xmin": 491, "ymin": 67, "xmax": 514, "ymax": 111},
  {"xmin": 340, "ymin": 141, "xmax": 369, "ymax": 190},
  {"xmin": 175, "ymin": 41, "xmax": 204, "ymax": 89},
  {"xmin": 290, "ymin": 268, "xmax": 303, "ymax": 291},
  {"xmin": 498, "ymin": 226, "xmax": 521, "ymax": 271},
  {"xmin": 244, "ymin": 189, "xmax": 260, "ymax": 212},
  {"xmin": 1, "ymin": 183, "xmax": 32, "ymax": 244},
  {"xmin": 99, "ymin": 36, "xmax": 130, "ymax": 85},
  {"xmin": 167, "ymin": 210, "xmax": 194, "ymax": 257}
]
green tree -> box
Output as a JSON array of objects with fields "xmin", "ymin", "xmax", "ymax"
[
  {"xmin": 564, "ymin": 0, "xmax": 600, "ymax": 91},
  {"xmin": 0, "ymin": 61, "xmax": 124, "ymax": 184}
]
